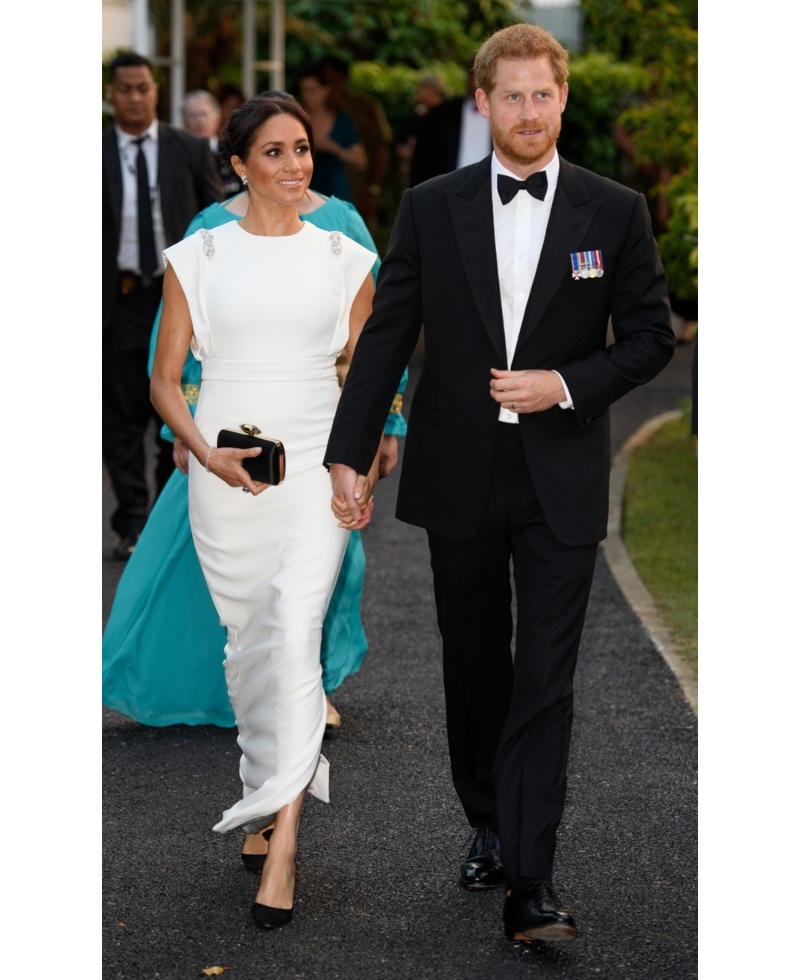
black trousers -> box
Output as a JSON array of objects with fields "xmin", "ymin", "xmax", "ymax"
[
  {"xmin": 427, "ymin": 422, "xmax": 597, "ymax": 886},
  {"xmin": 102, "ymin": 278, "xmax": 174, "ymax": 538}
]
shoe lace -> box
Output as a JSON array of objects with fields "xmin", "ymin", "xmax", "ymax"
[{"xmin": 461, "ymin": 826, "xmax": 491, "ymax": 855}]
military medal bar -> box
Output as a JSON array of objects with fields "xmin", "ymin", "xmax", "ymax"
[{"xmin": 570, "ymin": 250, "xmax": 604, "ymax": 280}]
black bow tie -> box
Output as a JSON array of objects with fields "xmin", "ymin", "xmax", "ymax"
[{"xmin": 497, "ymin": 171, "xmax": 548, "ymax": 205}]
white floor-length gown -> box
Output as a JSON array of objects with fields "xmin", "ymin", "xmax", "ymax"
[{"xmin": 163, "ymin": 220, "xmax": 375, "ymax": 835}]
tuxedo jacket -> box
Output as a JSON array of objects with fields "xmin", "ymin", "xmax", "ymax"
[
  {"xmin": 324, "ymin": 155, "xmax": 675, "ymax": 547},
  {"xmin": 409, "ymin": 99, "xmax": 465, "ymax": 187},
  {"xmin": 102, "ymin": 122, "xmax": 224, "ymax": 331}
]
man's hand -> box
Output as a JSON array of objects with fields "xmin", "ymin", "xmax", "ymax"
[
  {"xmin": 489, "ymin": 368, "xmax": 566, "ymax": 413},
  {"xmin": 330, "ymin": 463, "xmax": 375, "ymax": 530},
  {"xmin": 378, "ymin": 435, "xmax": 399, "ymax": 478}
]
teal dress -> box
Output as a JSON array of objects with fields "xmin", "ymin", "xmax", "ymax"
[
  {"xmin": 103, "ymin": 195, "xmax": 408, "ymax": 727},
  {"xmin": 310, "ymin": 112, "xmax": 360, "ymax": 201}
]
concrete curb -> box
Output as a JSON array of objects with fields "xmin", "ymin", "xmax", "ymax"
[{"xmin": 602, "ymin": 411, "xmax": 698, "ymax": 715}]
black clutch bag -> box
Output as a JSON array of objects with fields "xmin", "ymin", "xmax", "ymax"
[{"xmin": 217, "ymin": 424, "xmax": 286, "ymax": 485}]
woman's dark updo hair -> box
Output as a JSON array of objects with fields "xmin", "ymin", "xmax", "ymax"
[{"xmin": 219, "ymin": 92, "xmax": 314, "ymax": 166}]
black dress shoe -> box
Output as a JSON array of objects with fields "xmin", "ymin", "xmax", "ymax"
[
  {"xmin": 459, "ymin": 826, "xmax": 504, "ymax": 890},
  {"xmin": 252, "ymin": 902, "xmax": 293, "ymax": 929},
  {"xmin": 112, "ymin": 534, "xmax": 139, "ymax": 560},
  {"xmin": 503, "ymin": 881, "xmax": 577, "ymax": 942}
]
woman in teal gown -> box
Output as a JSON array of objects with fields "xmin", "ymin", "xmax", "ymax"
[{"xmin": 102, "ymin": 189, "xmax": 407, "ymax": 728}]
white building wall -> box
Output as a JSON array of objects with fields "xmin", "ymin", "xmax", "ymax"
[
  {"xmin": 103, "ymin": 0, "xmax": 133, "ymax": 58},
  {"xmin": 103, "ymin": 0, "xmax": 155, "ymax": 59}
]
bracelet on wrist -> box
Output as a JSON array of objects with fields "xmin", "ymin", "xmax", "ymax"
[{"xmin": 204, "ymin": 447, "xmax": 214, "ymax": 472}]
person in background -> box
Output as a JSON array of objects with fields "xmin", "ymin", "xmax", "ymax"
[
  {"xmin": 103, "ymin": 53, "xmax": 224, "ymax": 560},
  {"xmin": 184, "ymin": 89, "xmax": 221, "ymax": 142},
  {"xmin": 319, "ymin": 56, "xmax": 393, "ymax": 226},
  {"xmin": 395, "ymin": 74, "xmax": 448, "ymax": 178},
  {"xmin": 217, "ymin": 82, "xmax": 245, "ymax": 134},
  {"xmin": 298, "ymin": 66, "xmax": 367, "ymax": 202},
  {"xmin": 184, "ymin": 90, "xmax": 244, "ymax": 199},
  {"xmin": 409, "ymin": 54, "xmax": 492, "ymax": 187}
]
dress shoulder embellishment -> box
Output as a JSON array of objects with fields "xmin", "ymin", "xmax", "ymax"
[
  {"xmin": 200, "ymin": 229, "xmax": 215, "ymax": 258},
  {"xmin": 329, "ymin": 231, "xmax": 343, "ymax": 256}
]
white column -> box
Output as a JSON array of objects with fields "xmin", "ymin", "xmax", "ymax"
[
  {"xmin": 270, "ymin": 0, "xmax": 285, "ymax": 92},
  {"xmin": 170, "ymin": 0, "xmax": 186, "ymax": 127},
  {"xmin": 133, "ymin": 0, "xmax": 150, "ymax": 55},
  {"xmin": 242, "ymin": 0, "xmax": 256, "ymax": 99}
]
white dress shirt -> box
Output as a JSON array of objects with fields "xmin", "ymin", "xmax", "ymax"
[
  {"xmin": 115, "ymin": 120, "xmax": 167, "ymax": 275},
  {"xmin": 491, "ymin": 151, "xmax": 573, "ymax": 423},
  {"xmin": 457, "ymin": 98, "xmax": 492, "ymax": 170}
]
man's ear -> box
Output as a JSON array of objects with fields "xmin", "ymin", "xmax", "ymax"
[
  {"xmin": 475, "ymin": 88, "xmax": 491, "ymax": 119},
  {"xmin": 560, "ymin": 83, "xmax": 569, "ymax": 113}
]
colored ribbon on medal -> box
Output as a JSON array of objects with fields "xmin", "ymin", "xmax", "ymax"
[{"xmin": 569, "ymin": 250, "xmax": 604, "ymax": 280}]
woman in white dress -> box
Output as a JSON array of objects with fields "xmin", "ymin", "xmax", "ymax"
[{"xmin": 151, "ymin": 94, "xmax": 379, "ymax": 929}]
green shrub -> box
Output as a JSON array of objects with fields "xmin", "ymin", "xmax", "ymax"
[{"xmin": 559, "ymin": 53, "xmax": 650, "ymax": 178}]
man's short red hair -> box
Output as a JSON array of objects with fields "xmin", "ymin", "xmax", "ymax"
[{"xmin": 474, "ymin": 23, "xmax": 570, "ymax": 94}]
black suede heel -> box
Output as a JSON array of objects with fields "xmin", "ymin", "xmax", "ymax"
[
  {"xmin": 240, "ymin": 827, "xmax": 274, "ymax": 874},
  {"xmin": 252, "ymin": 902, "xmax": 293, "ymax": 928}
]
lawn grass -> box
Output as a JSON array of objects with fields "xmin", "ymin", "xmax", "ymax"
[{"xmin": 623, "ymin": 407, "xmax": 698, "ymax": 675}]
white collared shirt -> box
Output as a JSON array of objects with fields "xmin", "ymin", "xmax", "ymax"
[
  {"xmin": 491, "ymin": 151, "xmax": 573, "ymax": 422},
  {"xmin": 457, "ymin": 97, "xmax": 492, "ymax": 170},
  {"xmin": 115, "ymin": 120, "xmax": 167, "ymax": 275}
]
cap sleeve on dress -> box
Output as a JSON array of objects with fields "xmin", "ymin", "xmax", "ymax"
[
  {"xmin": 162, "ymin": 232, "xmax": 213, "ymax": 361},
  {"xmin": 329, "ymin": 234, "xmax": 377, "ymax": 356}
]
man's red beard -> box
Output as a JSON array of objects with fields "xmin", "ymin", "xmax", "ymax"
[{"xmin": 490, "ymin": 116, "xmax": 561, "ymax": 167}]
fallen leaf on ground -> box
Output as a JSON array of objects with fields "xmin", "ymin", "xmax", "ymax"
[{"xmin": 201, "ymin": 968, "xmax": 229, "ymax": 977}]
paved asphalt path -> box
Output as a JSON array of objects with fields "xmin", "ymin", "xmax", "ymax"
[{"xmin": 103, "ymin": 341, "xmax": 696, "ymax": 980}]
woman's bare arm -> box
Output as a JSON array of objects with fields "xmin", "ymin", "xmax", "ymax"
[
  {"xmin": 343, "ymin": 272, "xmax": 374, "ymax": 363},
  {"xmin": 150, "ymin": 265, "xmax": 268, "ymax": 494}
]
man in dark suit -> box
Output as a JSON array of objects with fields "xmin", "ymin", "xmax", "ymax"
[
  {"xmin": 103, "ymin": 52, "xmax": 223, "ymax": 558},
  {"xmin": 325, "ymin": 25, "xmax": 674, "ymax": 942},
  {"xmin": 409, "ymin": 55, "xmax": 492, "ymax": 187}
]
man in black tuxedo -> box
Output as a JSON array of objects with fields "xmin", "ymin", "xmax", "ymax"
[
  {"xmin": 325, "ymin": 24, "xmax": 674, "ymax": 942},
  {"xmin": 103, "ymin": 52, "xmax": 223, "ymax": 558},
  {"xmin": 409, "ymin": 56, "xmax": 492, "ymax": 187}
]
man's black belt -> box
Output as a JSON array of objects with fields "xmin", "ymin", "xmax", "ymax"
[{"xmin": 118, "ymin": 270, "xmax": 163, "ymax": 295}]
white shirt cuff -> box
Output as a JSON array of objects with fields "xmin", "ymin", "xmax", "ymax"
[{"xmin": 553, "ymin": 371, "xmax": 573, "ymax": 410}]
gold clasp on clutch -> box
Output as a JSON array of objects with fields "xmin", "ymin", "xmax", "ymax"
[{"xmin": 240, "ymin": 423, "xmax": 262, "ymax": 436}]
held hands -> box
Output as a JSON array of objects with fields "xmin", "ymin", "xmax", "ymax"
[
  {"xmin": 489, "ymin": 368, "xmax": 566, "ymax": 414},
  {"xmin": 206, "ymin": 446, "xmax": 270, "ymax": 495},
  {"xmin": 330, "ymin": 461, "xmax": 378, "ymax": 530}
]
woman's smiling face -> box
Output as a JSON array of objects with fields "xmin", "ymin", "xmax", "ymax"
[{"xmin": 232, "ymin": 113, "xmax": 313, "ymax": 206}]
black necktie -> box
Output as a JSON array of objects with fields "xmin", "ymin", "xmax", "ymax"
[
  {"xmin": 497, "ymin": 171, "xmax": 548, "ymax": 206},
  {"xmin": 133, "ymin": 136, "xmax": 158, "ymax": 278}
]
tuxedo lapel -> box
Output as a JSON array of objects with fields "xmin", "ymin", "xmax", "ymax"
[
  {"xmin": 445, "ymin": 158, "xmax": 507, "ymax": 365},
  {"xmin": 103, "ymin": 126, "xmax": 123, "ymax": 242},
  {"xmin": 513, "ymin": 158, "xmax": 600, "ymax": 360}
]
